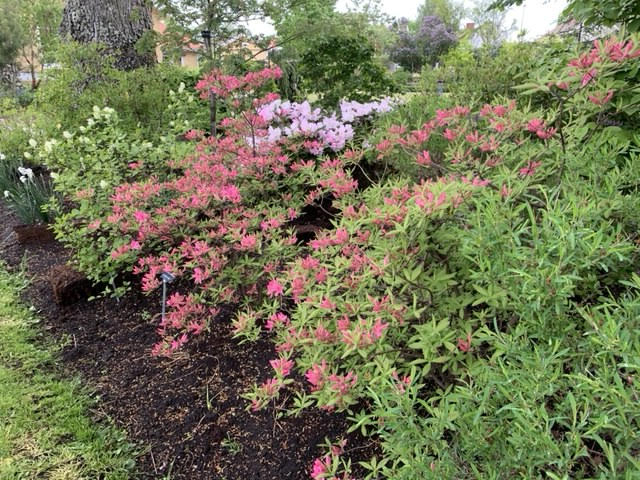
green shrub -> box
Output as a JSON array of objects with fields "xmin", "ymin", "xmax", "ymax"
[
  {"xmin": 254, "ymin": 33, "xmax": 640, "ymax": 479},
  {"xmin": 35, "ymin": 42, "xmax": 208, "ymax": 137},
  {"xmin": 42, "ymin": 103, "xmax": 194, "ymax": 294},
  {"xmin": 299, "ymin": 32, "xmax": 397, "ymax": 108},
  {"xmin": 421, "ymin": 37, "xmax": 578, "ymax": 108}
]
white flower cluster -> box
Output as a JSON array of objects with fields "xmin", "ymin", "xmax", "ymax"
[{"xmin": 18, "ymin": 166, "xmax": 34, "ymax": 183}]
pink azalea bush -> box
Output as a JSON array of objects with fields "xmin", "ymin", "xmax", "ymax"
[{"xmin": 101, "ymin": 68, "xmax": 397, "ymax": 355}]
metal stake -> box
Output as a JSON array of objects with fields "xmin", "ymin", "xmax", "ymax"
[{"xmin": 159, "ymin": 271, "xmax": 176, "ymax": 324}]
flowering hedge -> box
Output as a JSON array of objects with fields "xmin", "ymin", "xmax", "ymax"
[
  {"xmin": 243, "ymin": 35, "xmax": 640, "ymax": 478},
  {"xmin": 43, "ymin": 35, "xmax": 640, "ymax": 479}
]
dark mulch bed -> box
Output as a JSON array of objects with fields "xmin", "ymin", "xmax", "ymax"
[{"xmin": 0, "ymin": 204, "xmax": 377, "ymax": 479}]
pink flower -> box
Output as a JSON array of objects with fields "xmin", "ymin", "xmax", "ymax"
[
  {"xmin": 314, "ymin": 325, "xmax": 334, "ymax": 342},
  {"xmin": 581, "ymin": 68, "xmax": 597, "ymax": 86},
  {"xmin": 568, "ymin": 49, "xmax": 599, "ymax": 69},
  {"xmin": 328, "ymin": 371, "xmax": 357, "ymax": 395},
  {"xmin": 291, "ymin": 276, "xmax": 306, "ymax": 301},
  {"xmin": 536, "ymin": 127, "xmax": 556, "ymax": 140},
  {"xmin": 392, "ymin": 370, "xmax": 411, "ymax": 394},
  {"xmin": 443, "ymin": 128, "xmax": 457, "ymax": 141},
  {"xmin": 457, "ymin": 333, "xmax": 472, "ymax": 352},
  {"xmin": 337, "ymin": 315, "xmax": 350, "ymax": 331},
  {"xmin": 371, "ymin": 318, "xmax": 388, "ymax": 339},
  {"xmin": 332, "ymin": 228, "xmax": 349, "ymax": 245},
  {"xmin": 315, "ymin": 268, "xmax": 328, "ymax": 283},
  {"xmin": 265, "ymin": 312, "xmax": 289, "ymax": 330},
  {"xmin": 266, "ymin": 278, "xmax": 284, "ymax": 297},
  {"xmin": 416, "ymin": 150, "xmax": 431, "ymax": 166},
  {"xmin": 220, "ymin": 184, "xmax": 242, "ymax": 203},
  {"xmin": 301, "ymin": 255, "xmax": 320, "ymax": 270},
  {"xmin": 588, "ymin": 90, "xmax": 614, "ymax": 106},
  {"xmin": 184, "ymin": 129, "xmax": 203, "ymax": 140},
  {"xmin": 480, "ymin": 136, "xmax": 500, "ymax": 152},
  {"xmin": 305, "ymin": 360, "xmax": 328, "ymax": 390},
  {"xmin": 519, "ymin": 161, "xmax": 542, "ymax": 177},
  {"xmin": 88, "ymin": 220, "xmax": 101, "ymax": 230},
  {"xmin": 375, "ymin": 139, "xmax": 393, "ymax": 158},
  {"xmin": 465, "ymin": 130, "xmax": 483, "ymax": 144},
  {"xmin": 133, "ymin": 210, "xmax": 150, "ymax": 223},
  {"xmin": 260, "ymin": 377, "xmax": 281, "ymax": 396},
  {"xmin": 526, "ymin": 118, "xmax": 544, "ymax": 132},
  {"xmin": 493, "ymin": 105, "xmax": 507, "ymax": 116},
  {"xmin": 492, "ymin": 121, "xmax": 506, "ymax": 133},
  {"xmin": 310, "ymin": 456, "xmax": 330, "ymax": 480},
  {"xmin": 193, "ymin": 267, "xmax": 207, "ymax": 284},
  {"xmin": 604, "ymin": 38, "xmax": 640, "ymax": 62},
  {"xmin": 239, "ymin": 234, "xmax": 257, "ymax": 250},
  {"xmin": 188, "ymin": 320, "xmax": 204, "ymax": 335},
  {"xmin": 319, "ymin": 297, "xmax": 336, "ymax": 310},
  {"xmin": 270, "ymin": 357, "xmax": 294, "ymax": 377}
]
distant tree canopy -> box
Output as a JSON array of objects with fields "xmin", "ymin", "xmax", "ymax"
[
  {"xmin": 389, "ymin": 15, "xmax": 457, "ymax": 71},
  {"xmin": 0, "ymin": 0, "xmax": 24, "ymax": 68},
  {"xmin": 418, "ymin": 0, "xmax": 465, "ymax": 31},
  {"xmin": 264, "ymin": 0, "xmax": 393, "ymax": 103},
  {"xmin": 470, "ymin": 0, "xmax": 515, "ymax": 51},
  {"xmin": 265, "ymin": 0, "xmax": 387, "ymax": 58}
]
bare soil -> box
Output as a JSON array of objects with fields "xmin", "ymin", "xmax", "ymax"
[{"xmin": 0, "ymin": 203, "xmax": 376, "ymax": 479}]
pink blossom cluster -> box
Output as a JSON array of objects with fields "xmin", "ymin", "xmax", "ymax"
[
  {"xmin": 310, "ymin": 439, "xmax": 353, "ymax": 480},
  {"xmin": 196, "ymin": 67, "xmax": 282, "ymax": 98},
  {"xmin": 567, "ymin": 36, "xmax": 640, "ymax": 88}
]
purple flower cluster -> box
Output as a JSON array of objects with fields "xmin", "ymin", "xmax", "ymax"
[{"xmin": 257, "ymin": 98, "xmax": 396, "ymax": 154}]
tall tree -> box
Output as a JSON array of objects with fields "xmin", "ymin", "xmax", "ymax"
[
  {"xmin": 155, "ymin": 0, "xmax": 264, "ymax": 64},
  {"xmin": 0, "ymin": 0, "xmax": 24, "ymax": 69},
  {"xmin": 18, "ymin": 0, "xmax": 64, "ymax": 89},
  {"xmin": 266, "ymin": 0, "xmax": 388, "ymax": 58},
  {"xmin": 265, "ymin": 0, "xmax": 338, "ymax": 57},
  {"xmin": 60, "ymin": 0, "xmax": 155, "ymax": 70},
  {"xmin": 470, "ymin": 0, "xmax": 515, "ymax": 50},
  {"xmin": 418, "ymin": 0, "xmax": 465, "ymax": 32},
  {"xmin": 389, "ymin": 14, "xmax": 457, "ymax": 71}
]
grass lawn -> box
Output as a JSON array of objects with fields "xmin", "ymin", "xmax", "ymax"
[{"xmin": 0, "ymin": 263, "xmax": 137, "ymax": 480}]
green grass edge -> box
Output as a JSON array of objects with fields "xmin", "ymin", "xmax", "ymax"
[{"xmin": 0, "ymin": 262, "xmax": 137, "ymax": 480}]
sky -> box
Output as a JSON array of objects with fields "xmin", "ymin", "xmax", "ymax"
[
  {"xmin": 369, "ymin": 0, "xmax": 568, "ymax": 39},
  {"xmin": 248, "ymin": 0, "xmax": 568, "ymax": 41}
]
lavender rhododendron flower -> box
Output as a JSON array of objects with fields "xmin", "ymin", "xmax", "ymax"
[{"xmin": 257, "ymin": 98, "xmax": 398, "ymax": 154}]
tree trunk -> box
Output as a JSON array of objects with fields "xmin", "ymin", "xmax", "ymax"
[
  {"xmin": 60, "ymin": 0, "xmax": 154, "ymax": 70},
  {"xmin": 0, "ymin": 64, "xmax": 19, "ymax": 91}
]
